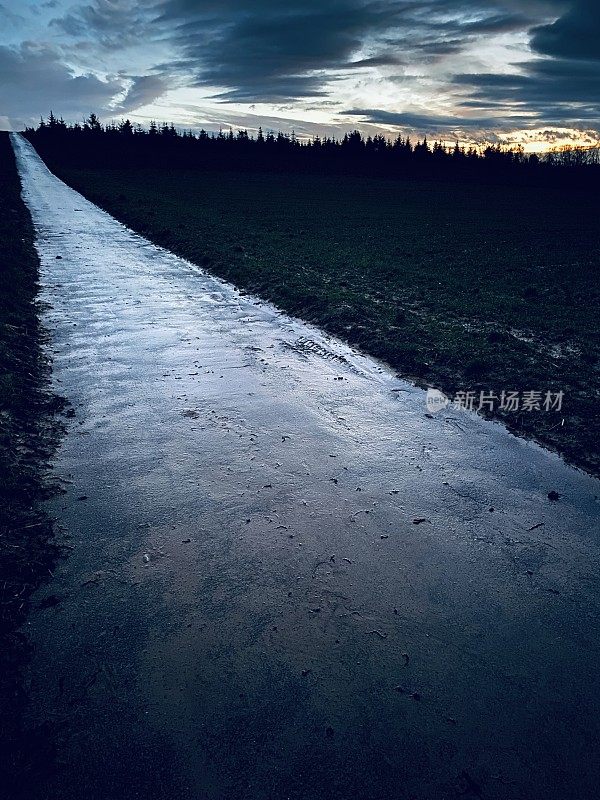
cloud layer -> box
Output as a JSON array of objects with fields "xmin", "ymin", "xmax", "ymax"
[
  {"xmin": 0, "ymin": 0, "xmax": 597, "ymax": 142},
  {"xmin": 0, "ymin": 41, "xmax": 123, "ymax": 120}
]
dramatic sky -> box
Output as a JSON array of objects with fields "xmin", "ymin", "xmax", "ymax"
[{"xmin": 0, "ymin": 0, "xmax": 598, "ymax": 149}]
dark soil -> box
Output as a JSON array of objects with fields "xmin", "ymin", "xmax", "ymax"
[{"xmin": 0, "ymin": 132, "xmax": 65, "ymax": 798}]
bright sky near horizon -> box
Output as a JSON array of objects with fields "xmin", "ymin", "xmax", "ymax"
[{"xmin": 0, "ymin": 0, "xmax": 598, "ymax": 150}]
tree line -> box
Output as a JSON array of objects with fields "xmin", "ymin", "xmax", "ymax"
[{"xmin": 24, "ymin": 112, "xmax": 600, "ymax": 186}]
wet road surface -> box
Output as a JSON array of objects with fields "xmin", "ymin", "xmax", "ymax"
[{"xmin": 11, "ymin": 133, "xmax": 600, "ymax": 799}]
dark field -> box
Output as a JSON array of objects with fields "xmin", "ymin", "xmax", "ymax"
[{"xmin": 50, "ymin": 163, "xmax": 600, "ymax": 475}]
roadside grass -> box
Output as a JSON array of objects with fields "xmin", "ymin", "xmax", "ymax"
[
  {"xmin": 0, "ymin": 132, "xmax": 64, "ymax": 796},
  {"xmin": 50, "ymin": 162, "xmax": 600, "ymax": 476}
]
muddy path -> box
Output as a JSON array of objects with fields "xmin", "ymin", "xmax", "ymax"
[{"xmin": 11, "ymin": 133, "xmax": 600, "ymax": 800}]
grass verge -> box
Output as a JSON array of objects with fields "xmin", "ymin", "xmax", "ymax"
[
  {"xmin": 0, "ymin": 132, "xmax": 65, "ymax": 797},
  {"xmin": 42, "ymin": 159, "xmax": 600, "ymax": 477}
]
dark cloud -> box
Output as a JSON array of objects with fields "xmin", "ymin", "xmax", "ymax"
[
  {"xmin": 163, "ymin": 1, "xmax": 404, "ymax": 101},
  {"xmin": 530, "ymin": 0, "xmax": 600, "ymax": 61},
  {"xmin": 150, "ymin": 0, "xmax": 563, "ymax": 101},
  {"xmin": 346, "ymin": 106, "xmax": 533, "ymax": 131},
  {"xmin": 50, "ymin": 0, "xmax": 156, "ymax": 48},
  {"xmin": 416, "ymin": 39, "xmax": 465, "ymax": 57},
  {"xmin": 0, "ymin": 42, "xmax": 124, "ymax": 120},
  {"xmin": 114, "ymin": 74, "xmax": 169, "ymax": 112},
  {"xmin": 339, "ymin": 53, "xmax": 406, "ymax": 68},
  {"xmin": 0, "ymin": 3, "xmax": 26, "ymax": 26},
  {"xmin": 444, "ymin": 0, "xmax": 599, "ymax": 131},
  {"xmin": 453, "ymin": 58, "xmax": 600, "ymax": 128},
  {"xmin": 38, "ymin": 0, "xmax": 567, "ymax": 108},
  {"xmin": 460, "ymin": 12, "xmax": 535, "ymax": 33}
]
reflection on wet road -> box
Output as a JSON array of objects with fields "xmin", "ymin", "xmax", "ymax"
[{"xmin": 11, "ymin": 133, "xmax": 600, "ymax": 800}]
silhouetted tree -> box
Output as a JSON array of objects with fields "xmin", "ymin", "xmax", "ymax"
[{"xmin": 23, "ymin": 111, "xmax": 599, "ymax": 190}]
